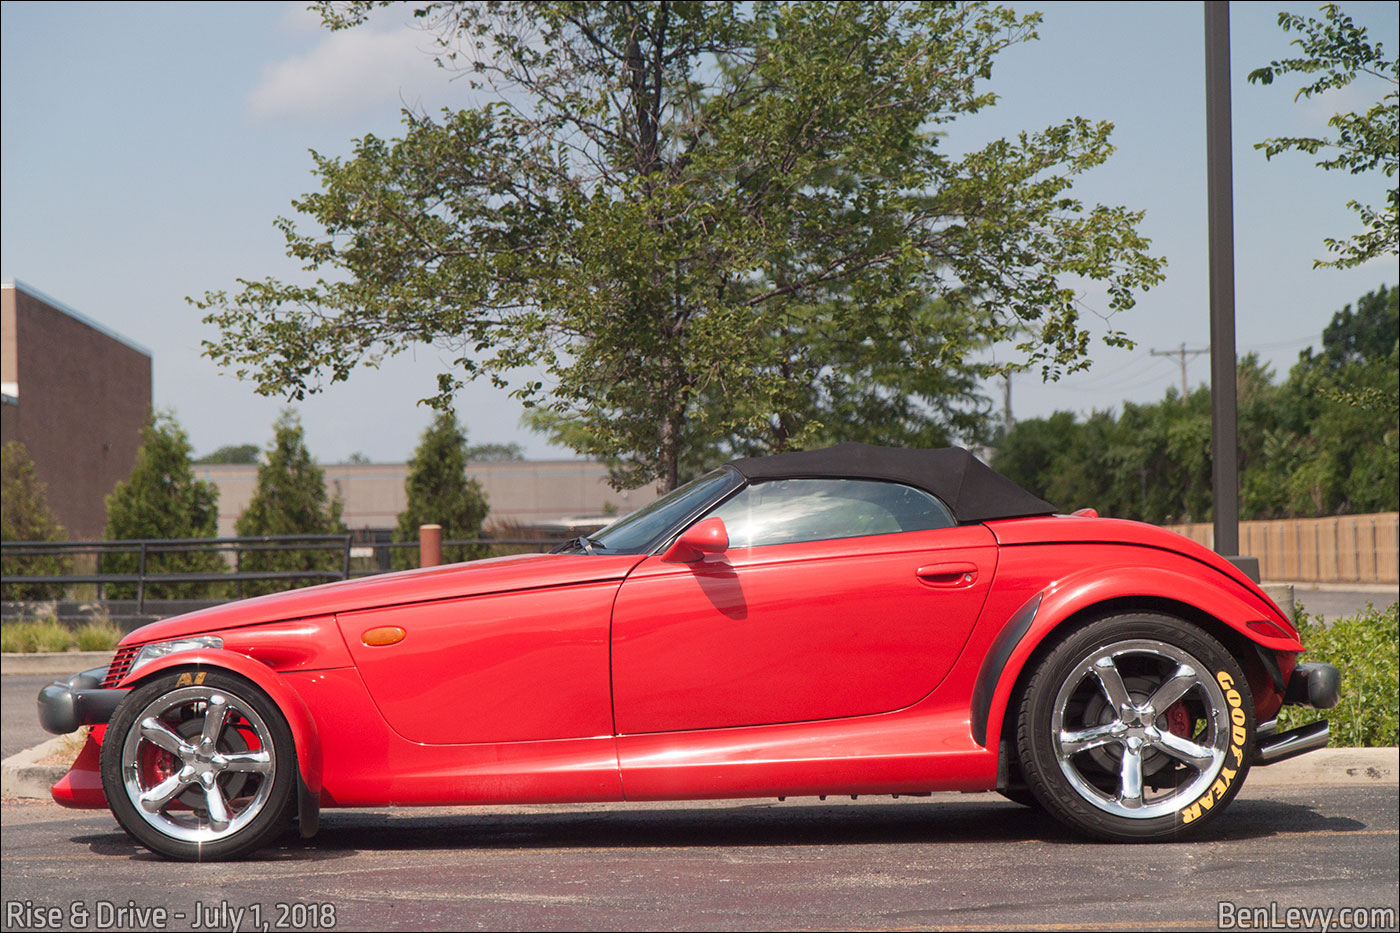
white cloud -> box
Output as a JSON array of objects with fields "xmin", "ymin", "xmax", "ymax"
[{"xmin": 248, "ymin": 8, "xmax": 449, "ymax": 122}]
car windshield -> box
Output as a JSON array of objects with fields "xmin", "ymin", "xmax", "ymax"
[{"xmin": 579, "ymin": 468, "xmax": 743, "ymax": 554}]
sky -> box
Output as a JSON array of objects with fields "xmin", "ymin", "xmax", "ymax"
[{"xmin": 2, "ymin": 1, "xmax": 1397, "ymax": 464}]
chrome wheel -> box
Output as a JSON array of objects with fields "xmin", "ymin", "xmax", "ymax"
[
  {"xmin": 1017, "ymin": 613, "xmax": 1254, "ymax": 841},
  {"xmin": 1050, "ymin": 639, "xmax": 1229, "ymax": 819},
  {"xmin": 103, "ymin": 670, "xmax": 295, "ymax": 859}
]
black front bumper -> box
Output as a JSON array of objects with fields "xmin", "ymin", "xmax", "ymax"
[{"xmin": 37, "ymin": 667, "xmax": 127, "ymax": 735}]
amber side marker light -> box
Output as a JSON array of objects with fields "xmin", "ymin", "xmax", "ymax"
[
  {"xmin": 1247, "ymin": 619, "xmax": 1292, "ymax": 639},
  {"xmin": 362, "ymin": 626, "xmax": 407, "ymax": 647}
]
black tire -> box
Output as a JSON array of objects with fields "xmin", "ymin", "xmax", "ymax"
[
  {"xmin": 100, "ymin": 669, "xmax": 297, "ymax": 860},
  {"xmin": 1016, "ymin": 613, "xmax": 1253, "ymax": 841}
]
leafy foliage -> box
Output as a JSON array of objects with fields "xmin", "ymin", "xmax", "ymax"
[
  {"xmin": 1277, "ymin": 602, "xmax": 1399, "ymax": 747},
  {"xmin": 465, "ymin": 442, "xmax": 524, "ymax": 462},
  {"xmin": 1, "ymin": 441, "xmax": 71, "ymax": 600},
  {"xmin": 197, "ymin": 1, "xmax": 1164, "ymax": 490},
  {"xmin": 1247, "ymin": 3, "xmax": 1399, "ymax": 268},
  {"xmin": 394, "ymin": 412, "xmax": 490, "ymax": 568},
  {"xmin": 234, "ymin": 411, "xmax": 346, "ymax": 595},
  {"xmin": 994, "ymin": 286, "xmax": 1399, "ymax": 521},
  {"xmin": 104, "ymin": 413, "xmax": 227, "ymax": 599},
  {"xmin": 194, "ymin": 444, "xmax": 261, "ymax": 465}
]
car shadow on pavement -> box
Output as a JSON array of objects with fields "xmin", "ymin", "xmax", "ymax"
[{"xmin": 71, "ymin": 795, "xmax": 1369, "ymax": 860}]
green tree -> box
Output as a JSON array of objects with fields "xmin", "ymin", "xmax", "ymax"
[
  {"xmin": 995, "ymin": 287, "xmax": 1399, "ymax": 524},
  {"xmin": 104, "ymin": 413, "xmax": 227, "ymax": 599},
  {"xmin": 197, "ymin": 1, "xmax": 1164, "ymax": 491},
  {"xmin": 465, "ymin": 442, "xmax": 524, "ymax": 462},
  {"xmin": 194, "ymin": 443, "xmax": 261, "ymax": 465},
  {"xmin": 1, "ymin": 441, "xmax": 70, "ymax": 599},
  {"xmin": 394, "ymin": 412, "xmax": 490, "ymax": 569},
  {"xmin": 234, "ymin": 411, "xmax": 346, "ymax": 595},
  {"xmin": 1248, "ymin": 3, "xmax": 1399, "ymax": 268}
]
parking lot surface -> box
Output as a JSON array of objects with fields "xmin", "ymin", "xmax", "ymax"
[{"xmin": 2, "ymin": 784, "xmax": 1396, "ymax": 931}]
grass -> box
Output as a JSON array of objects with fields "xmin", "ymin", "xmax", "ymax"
[
  {"xmin": 1277, "ymin": 602, "xmax": 1399, "ymax": 747},
  {"xmin": 1, "ymin": 618, "xmax": 78, "ymax": 653},
  {"xmin": 1, "ymin": 605, "xmax": 124, "ymax": 654}
]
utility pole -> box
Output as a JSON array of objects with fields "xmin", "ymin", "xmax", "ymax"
[
  {"xmin": 1150, "ymin": 343, "xmax": 1209, "ymax": 398},
  {"xmin": 1205, "ymin": 1, "xmax": 1245, "ymax": 572},
  {"xmin": 1002, "ymin": 374, "xmax": 1013, "ymax": 431}
]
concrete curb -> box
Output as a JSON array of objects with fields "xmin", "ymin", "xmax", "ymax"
[
  {"xmin": 1, "ymin": 732, "xmax": 83, "ymax": 800},
  {"xmin": 1245, "ymin": 746, "xmax": 1399, "ymax": 786},
  {"xmin": 1, "ymin": 651, "xmax": 113, "ymax": 676},
  {"xmin": 3, "ymin": 739, "xmax": 1395, "ymax": 801}
]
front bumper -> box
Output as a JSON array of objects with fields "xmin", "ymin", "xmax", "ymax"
[{"xmin": 36, "ymin": 667, "xmax": 127, "ymax": 735}]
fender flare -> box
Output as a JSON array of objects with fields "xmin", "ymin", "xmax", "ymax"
[
  {"xmin": 116, "ymin": 649, "xmax": 322, "ymax": 835},
  {"xmin": 973, "ymin": 564, "xmax": 1304, "ymax": 750}
]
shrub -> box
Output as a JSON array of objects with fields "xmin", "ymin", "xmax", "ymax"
[
  {"xmin": 73, "ymin": 619, "xmax": 123, "ymax": 652},
  {"xmin": 1, "ymin": 618, "xmax": 74, "ymax": 653},
  {"xmin": 1277, "ymin": 602, "xmax": 1399, "ymax": 747}
]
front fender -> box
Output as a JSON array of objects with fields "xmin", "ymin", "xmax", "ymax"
[
  {"xmin": 116, "ymin": 649, "xmax": 323, "ymax": 800},
  {"xmin": 977, "ymin": 563, "xmax": 1305, "ymax": 753}
]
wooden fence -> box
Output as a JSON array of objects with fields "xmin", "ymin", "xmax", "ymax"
[{"xmin": 1165, "ymin": 513, "xmax": 1399, "ymax": 585}]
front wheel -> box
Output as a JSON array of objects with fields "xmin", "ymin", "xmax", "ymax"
[
  {"xmin": 1016, "ymin": 614, "xmax": 1253, "ymax": 841},
  {"xmin": 100, "ymin": 670, "xmax": 296, "ymax": 860}
]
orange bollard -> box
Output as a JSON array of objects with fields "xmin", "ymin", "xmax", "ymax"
[{"xmin": 418, "ymin": 523, "xmax": 443, "ymax": 568}]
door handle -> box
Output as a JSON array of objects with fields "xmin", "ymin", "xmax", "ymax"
[{"xmin": 916, "ymin": 563, "xmax": 978, "ymax": 587}]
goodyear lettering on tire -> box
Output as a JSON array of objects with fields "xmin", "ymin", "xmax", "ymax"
[{"xmin": 1178, "ymin": 670, "xmax": 1246, "ymax": 825}]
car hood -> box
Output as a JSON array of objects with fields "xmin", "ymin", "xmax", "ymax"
[{"xmin": 119, "ymin": 552, "xmax": 648, "ymax": 645}]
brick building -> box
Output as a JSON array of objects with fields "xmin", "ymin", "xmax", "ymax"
[{"xmin": 1, "ymin": 280, "xmax": 152, "ymax": 539}]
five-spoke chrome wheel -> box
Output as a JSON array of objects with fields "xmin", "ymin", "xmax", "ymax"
[
  {"xmin": 1017, "ymin": 614, "xmax": 1253, "ymax": 841},
  {"xmin": 1050, "ymin": 639, "xmax": 1230, "ymax": 819},
  {"xmin": 101, "ymin": 671, "xmax": 296, "ymax": 860}
]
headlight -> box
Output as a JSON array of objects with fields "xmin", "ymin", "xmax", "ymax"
[{"xmin": 127, "ymin": 636, "xmax": 224, "ymax": 678}]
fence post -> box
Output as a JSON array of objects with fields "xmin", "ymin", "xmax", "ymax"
[
  {"xmin": 342, "ymin": 534, "xmax": 352, "ymax": 580},
  {"xmin": 419, "ymin": 524, "xmax": 442, "ymax": 568},
  {"xmin": 137, "ymin": 541, "xmax": 148, "ymax": 614},
  {"xmin": 96, "ymin": 547, "xmax": 103, "ymax": 601}
]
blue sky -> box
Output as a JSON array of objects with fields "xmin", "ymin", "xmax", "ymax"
[{"xmin": 2, "ymin": 1, "xmax": 1396, "ymax": 464}]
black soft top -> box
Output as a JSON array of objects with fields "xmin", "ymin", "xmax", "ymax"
[{"xmin": 726, "ymin": 443, "xmax": 1056, "ymax": 523}]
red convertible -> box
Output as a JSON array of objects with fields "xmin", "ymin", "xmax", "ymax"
[{"xmin": 38, "ymin": 444, "xmax": 1339, "ymax": 860}]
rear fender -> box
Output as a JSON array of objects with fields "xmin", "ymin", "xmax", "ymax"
[
  {"xmin": 979, "ymin": 565, "xmax": 1305, "ymax": 756},
  {"xmin": 116, "ymin": 649, "xmax": 323, "ymax": 809}
]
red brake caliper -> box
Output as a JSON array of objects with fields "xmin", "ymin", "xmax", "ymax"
[{"xmin": 1165, "ymin": 701, "xmax": 1192, "ymax": 738}]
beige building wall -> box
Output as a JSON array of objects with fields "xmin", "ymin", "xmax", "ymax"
[
  {"xmin": 197, "ymin": 460, "xmax": 662, "ymax": 537},
  {"xmin": 1, "ymin": 281, "xmax": 152, "ymax": 539}
]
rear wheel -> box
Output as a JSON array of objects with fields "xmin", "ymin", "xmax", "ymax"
[
  {"xmin": 100, "ymin": 670, "xmax": 296, "ymax": 860},
  {"xmin": 1016, "ymin": 613, "xmax": 1253, "ymax": 841}
]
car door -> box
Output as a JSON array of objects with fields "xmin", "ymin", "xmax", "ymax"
[{"xmin": 611, "ymin": 478, "xmax": 998, "ymax": 734}]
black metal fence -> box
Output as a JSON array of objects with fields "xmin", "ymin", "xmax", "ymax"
[{"xmin": 1, "ymin": 533, "xmax": 567, "ymax": 613}]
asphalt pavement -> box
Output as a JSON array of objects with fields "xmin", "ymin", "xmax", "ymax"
[
  {"xmin": 1, "ymin": 785, "xmax": 1397, "ymax": 931},
  {"xmin": 3, "ymin": 675, "xmax": 52, "ymax": 761}
]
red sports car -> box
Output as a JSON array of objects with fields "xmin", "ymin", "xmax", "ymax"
[{"xmin": 39, "ymin": 444, "xmax": 1339, "ymax": 860}]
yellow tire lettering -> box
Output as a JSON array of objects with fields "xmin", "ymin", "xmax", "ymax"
[
  {"xmin": 176, "ymin": 673, "xmax": 192, "ymax": 687},
  {"xmin": 1179, "ymin": 669, "xmax": 1250, "ymax": 823}
]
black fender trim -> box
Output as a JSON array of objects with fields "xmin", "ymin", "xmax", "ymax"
[
  {"xmin": 970, "ymin": 594, "xmax": 1042, "ymax": 747},
  {"xmin": 297, "ymin": 774, "xmax": 320, "ymax": 839}
]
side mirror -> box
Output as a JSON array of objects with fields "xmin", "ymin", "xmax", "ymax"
[{"xmin": 661, "ymin": 517, "xmax": 729, "ymax": 563}]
